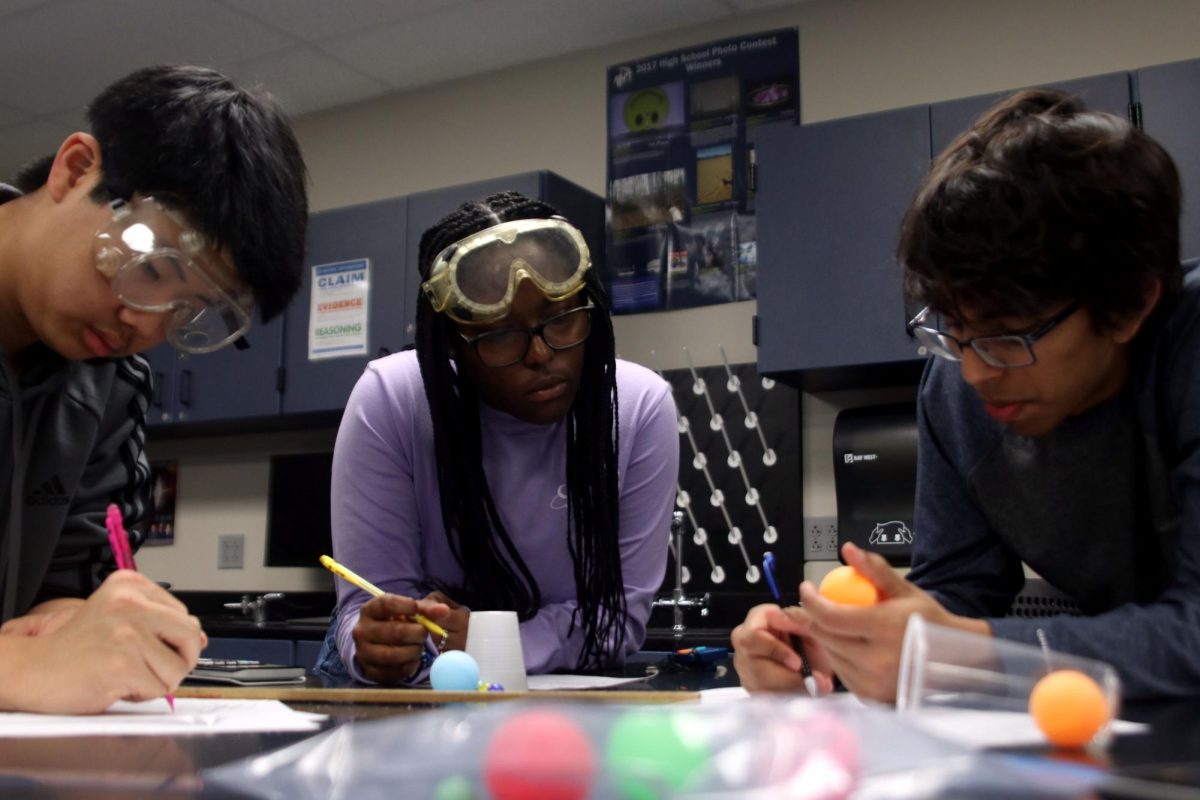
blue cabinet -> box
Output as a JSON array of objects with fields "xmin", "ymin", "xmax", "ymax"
[
  {"xmin": 294, "ymin": 640, "xmax": 324, "ymax": 675},
  {"xmin": 143, "ymin": 344, "xmax": 177, "ymax": 427},
  {"xmin": 756, "ymin": 105, "xmax": 932, "ymax": 388},
  {"xmin": 928, "ymin": 71, "xmax": 1133, "ymax": 158},
  {"xmin": 202, "ymin": 637, "xmax": 295, "ymax": 665},
  {"xmin": 281, "ymin": 197, "xmax": 409, "ymax": 415},
  {"xmin": 1137, "ymin": 58, "xmax": 1200, "ymax": 262},
  {"xmin": 143, "ymin": 315, "xmax": 284, "ymax": 426}
]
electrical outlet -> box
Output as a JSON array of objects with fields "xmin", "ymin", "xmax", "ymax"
[
  {"xmin": 803, "ymin": 516, "xmax": 839, "ymax": 560},
  {"xmin": 217, "ymin": 534, "xmax": 244, "ymax": 570}
]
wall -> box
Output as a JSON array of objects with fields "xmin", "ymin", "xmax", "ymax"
[
  {"xmin": 139, "ymin": 0, "xmax": 1200, "ymax": 590},
  {"xmin": 142, "ymin": 429, "xmax": 337, "ymax": 592}
]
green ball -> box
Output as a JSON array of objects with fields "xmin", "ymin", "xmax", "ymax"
[
  {"xmin": 605, "ymin": 711, "xmax": 711, "ymax": 800},
  {"xmin": 433, "ymin": 774, "xmax": 476, "ymax": 800}
]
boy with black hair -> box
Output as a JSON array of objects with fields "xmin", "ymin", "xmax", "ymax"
[
  {"xmin": 733, "ymin": 88, "xmax": 1200, "ymax": 700},
  {"xmin": 0, "ymin": 64, "xmax": 308, "ymax": 713}
]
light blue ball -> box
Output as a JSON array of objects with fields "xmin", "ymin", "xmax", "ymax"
[{"xmin": 430, "ymin": 650, "xmax": 480, "ymax": 691}]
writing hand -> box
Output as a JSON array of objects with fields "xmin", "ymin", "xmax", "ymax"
[
  {"xmin": 731, "ymin": 603, "xmax": 834, "ymax": 695},
  {"xmin": 0, "ymin": 571, "xmax": 204, "ymax": 714},
  {"xmin": 0, "ymin": 598, "xmax": 84, "ymax": 638},
  {"xmin": 800, "ymin": 542, "xmax": 989, "ymax": 703},
  {"xmin": 353, "ymin": 593, "xmax": 450, "ymax": 683}
]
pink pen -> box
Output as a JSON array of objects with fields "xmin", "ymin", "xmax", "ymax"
[{"xmin": 105, "ymin": 503, "xmax": 174, "ymax": 711}]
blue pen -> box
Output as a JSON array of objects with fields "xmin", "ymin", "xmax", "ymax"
[{"xmin": 762, "ymin": 551, "xmax": 817, "ymax": 697}]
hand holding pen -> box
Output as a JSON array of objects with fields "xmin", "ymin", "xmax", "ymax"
[
  {"xmin": 762, "ymin": 551, "xmax": 818, "ymax": 697},
  {"xmin": 0, "ymin": 506, "xmax": 201, "ymax": 714},
  {"xmin": 321, "ymin": 555, "xmax": 454, "ymax": 683},
  {"xmin": 106, "ymin": 504, "xmax": 174, "ymax": 711},
  {"xmin": 320, "ymin": 555, "xmax": 449, "ymax": 644}
]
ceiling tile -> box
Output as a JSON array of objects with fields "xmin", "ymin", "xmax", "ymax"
[
  {"xmin": 0, "ymin": 0, "xmax": 294, "ymax": 114},
  {"xmin": 322, "ymin": 0, "xmax": 734, "ymax": 91},
  {"xmin": 529, "ymin": 0, "xmax": 734, "ymax": 43},
  {"xmin": 0, "ymin": 0, "xmax": 812, "ymax": 175},
  {"xmin": 726, "ymin": 0, "xmax": 812, "ymax": 10},
  {"xmin": 221, "ymin": 0, "xmax": 467, "ymax": 40}
]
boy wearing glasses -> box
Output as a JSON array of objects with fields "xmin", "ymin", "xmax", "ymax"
[
  {"xmin": 734, "ymin": 88, "xmax": 1198, "ymax": 700},
  {"xmin": 316, "ymin": 192, "xmax": 679, "ymax": 685},
  {"xmin": 0, "ymin": 65, "xmax": 307, "ymax": 712}
]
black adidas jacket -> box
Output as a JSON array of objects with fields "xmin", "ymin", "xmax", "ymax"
[{"xmin": 0, "ymin": 187, "xmax": 150, "ymax": 620}]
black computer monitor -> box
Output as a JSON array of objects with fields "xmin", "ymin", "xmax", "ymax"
[{"xmin": 265, "ymin": 452, "xmax": 334, "ymax": 568}]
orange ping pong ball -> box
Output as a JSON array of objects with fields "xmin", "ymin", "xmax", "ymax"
[
  {"xmin": 817, "ymin": 565, "xmax": 879, "ymax": 606},
  {"xmin": 1028, "ymin": 669, "xmax": 1109, "ymax": 748}
]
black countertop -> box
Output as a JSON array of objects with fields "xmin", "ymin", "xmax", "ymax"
[
  {"xmin": 185, "ymin": 590, "xmax": 737, "ymax": 648},
  {"xmin": 200, "ymin": 618, "xmax": 330, "ymax": 640},
  {"xmin": 178, "ymin": 591, "xmax": 334, "ymax": 641}
]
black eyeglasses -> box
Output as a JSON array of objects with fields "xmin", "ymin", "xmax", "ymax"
[
  {"xmin": 907, "ymin": 302, "xmax": 1081, "ymax": 368},
  {"xmin": 460, "ymin": 303, "xmax": 595, "ymax": 368}
]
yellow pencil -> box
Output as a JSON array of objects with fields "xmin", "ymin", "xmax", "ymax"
[{"xmin": 319, "ymin": 554, "xmax": 448, "ymax": 639}]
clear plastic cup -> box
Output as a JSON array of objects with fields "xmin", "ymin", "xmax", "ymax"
[
  {"xmin": 465, "ymin": 610, "xmax": 528, "ymax": 692},
  {"xmin": 896, "ymin": 615, "xmax": 1120, "ymax": 745}
]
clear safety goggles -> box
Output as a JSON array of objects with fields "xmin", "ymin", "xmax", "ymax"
[
  {"xmin": 93, "ymin": 196, "xmax": 253, "ymax": 354},
  {"xmin": 421, "ymin": 217, "xmax": 591, "ymax": 324}
]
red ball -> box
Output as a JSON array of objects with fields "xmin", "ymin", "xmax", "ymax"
[{"xmin": 482, "ymin": 710, "xmax": 596, "ymax": 800}]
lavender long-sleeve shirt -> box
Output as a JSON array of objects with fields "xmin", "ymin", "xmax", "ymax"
[{"xmin": 330, "ymin": 352, "xmax": 679, "ymax": 683}]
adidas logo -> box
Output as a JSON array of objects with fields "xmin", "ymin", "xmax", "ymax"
[{"xmin": 27, "ymin": 476, "xmax": 69, "ymax": 507}]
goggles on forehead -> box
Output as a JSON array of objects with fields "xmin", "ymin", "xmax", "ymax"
[
  {"xmin": 93, "ymin": 195, "xmax": 254, "ymax": 354},
  {"xmin": 421, "ymin": 217, "xmax": 591, "ymax": 324}
]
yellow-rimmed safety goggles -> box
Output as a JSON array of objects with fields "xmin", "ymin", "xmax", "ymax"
[{"xmin": 421, "ymin": 217, "xmax": 591, "ymax": 324}]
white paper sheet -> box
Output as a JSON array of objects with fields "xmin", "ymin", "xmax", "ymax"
[
  {"xmin": 698, "ymin": 689, "xmax": 1148, "ymax": 749},
  {"xmin": 904, "ymin": 708, "xmax": 1148, "ymax": 749},
  {"xmin": 526, "ymin": 674, "xmax": 651, "ymax": 690},
  {"xmin": 0, "ymin": 698, "xmax": 326, "ymax": 738},
  {"xmin": 698, "ymin": 686, "xmax": 867, "ymax": 706},
  {"xmin": 699, "ymin": 686, "xmax": 751, "ymax": 703}
]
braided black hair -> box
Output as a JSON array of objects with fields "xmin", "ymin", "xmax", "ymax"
[{"xmin": 415, "ymin": 191, "xmax": 626, "ymax": 669}]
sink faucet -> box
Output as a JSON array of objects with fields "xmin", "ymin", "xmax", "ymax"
[
  {"xmin": 651, "ymin": 511, "xmax": 710, "ymax": 640},
  {"xmin": 223, "ymin": 592, "xmax": 285, "ymax": 625}
]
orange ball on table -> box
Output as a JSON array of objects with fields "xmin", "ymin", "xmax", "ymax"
[
  {"xmin": 818, "ymin": 565, "xmax": 879, "ymax": 607},
  {"xmin": 1028, "ymin": 669, "xmax": 1110, "ymax": 748}
]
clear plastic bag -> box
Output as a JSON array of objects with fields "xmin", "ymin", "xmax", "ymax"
[{"xmin": 202, "ymin": 696, "xmax": 1107, "ymax": 800}]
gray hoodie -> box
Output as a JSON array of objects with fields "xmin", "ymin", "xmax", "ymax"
[{"xmin": 0, "ymin": 187, "xmax": 150, "ymax": 621}]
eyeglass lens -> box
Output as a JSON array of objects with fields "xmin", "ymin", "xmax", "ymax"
[
  {"xmin": 474, "ymin": 306, "xmax": 592, "ymax": 367},
  {"xmin": 914, "ymin": 327, "xmax": 1034, "ymax": 367}
]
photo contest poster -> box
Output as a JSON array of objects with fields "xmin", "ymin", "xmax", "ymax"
[{"xmin": 604, "ymin": 29, "xmax": 798, "ymax": 313}]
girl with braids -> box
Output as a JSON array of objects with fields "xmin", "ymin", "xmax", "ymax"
[{"xmin": 316, "ymin": 191, "xmax": 679, "ymax": 685}]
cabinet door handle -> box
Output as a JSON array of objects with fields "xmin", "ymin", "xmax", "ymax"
[
  {"xmin": 152, "ymin": 371, "xmax": 165, "ymax": 408},
  {"xmin": 179, "ymin": 369, "xmax": 193, "ymax": 407}
]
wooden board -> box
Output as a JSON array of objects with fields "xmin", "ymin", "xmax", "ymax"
[{"xmin": 175, "ymin": 684, "xmax": 699, "ymax": 705}]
